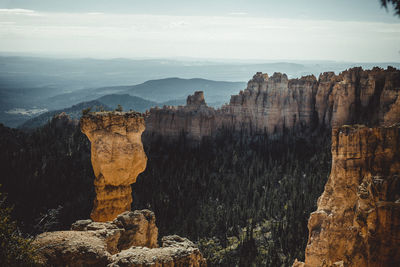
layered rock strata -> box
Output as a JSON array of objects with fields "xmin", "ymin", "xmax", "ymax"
[
  {"xmin": 34, "ymin": 210, "xmax": 207, "ymax": 266},
  {"xmin": 295, "ymin": 125, "xmax": 400, "ymax": 267},
  {"xmin": 146, "ymin": 67, "xmax": 400, "ymax": 140},
  {"xmin": 80, "ymin": 112, "xmax": 147, "ymax": 222},
  {"xmin": 145, "ymin": 91, "xmax": 216, "ymax": 140}
]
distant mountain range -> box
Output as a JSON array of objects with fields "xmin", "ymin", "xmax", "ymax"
[
  {"xmin": 1, "ymin": 77, "xmax": 246, "ymax": 128},
  {"xmin": 45, "ymin": 77, "xmax": 246, "ymax": 109},
  {"xmin": 19, "ymin": 91, "xmax": 207, "ymax": 129},
  {"xmin": 2, "ymin": 55, "xmax": 399, "ymax": 128},
  {"xmin": 19, "ymin": 101, "xmax": 112, "ymax": 130},
  {"xmin": 96, "ymin": 94, "xmax": 157, "ymax": 112},
  {"xmin": 97, "ymin": 77, "xmax": 246, "ymax": 103}
]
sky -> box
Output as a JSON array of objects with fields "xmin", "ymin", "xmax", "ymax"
[{"xmin": 0, "ymin": 0, "xmax": 399, "ymax": 62}]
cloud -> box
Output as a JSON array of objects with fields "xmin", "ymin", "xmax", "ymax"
[
  {"xmin": 87, "ymin": 12, "xmax": 104, "ymax": 16},
  {"xmin": 0, "ymin": 8, "xmax": 38, "ymax": 15},
  {"xmin": 169, "ymin": 20, "xmax": 188, "ymax": 28},
  {"xmin": 229, "ymin": 12, "xmax": 248, "ymax": 16},
  {"xmin": 0, "ymin": 11, "xmax": 399, "ymax": 62}
]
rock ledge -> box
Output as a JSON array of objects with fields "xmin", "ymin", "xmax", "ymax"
[{"xmin": 34, "ymin": 210, "xmax": 207, "ymax": 267}]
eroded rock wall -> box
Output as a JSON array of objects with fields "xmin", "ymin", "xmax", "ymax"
[
  {"xmin": 80, "ymin": 112, "xmax": 147, "ymax": 222},
  {"xmin": 145, "ymin": 67, "xmax": 400, "ymax": 140},
  {"xmin": 219, "ymin": 72, "xmax": 318, "ymax": 136},
  {"xmin": 296, "ymin": 125, "xmax": 400, "ymax": 267},
  {"xmin": 145, "ymin": 91, "xmax": 217, "ymax": 140}
]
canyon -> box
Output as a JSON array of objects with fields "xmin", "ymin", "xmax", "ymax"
[
  {"xmin": 294, "ymin": 125, "xmax": 400, "ymax": 267},
  {"xmin": 144, "ymin": 66, "xmax": 400, "ymax": 265},
  {"xmin": 145, "ymin": 67, "xmax": 400, "ymax": 140}
]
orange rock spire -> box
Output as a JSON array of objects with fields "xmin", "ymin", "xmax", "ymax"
[{"xmin": 80, "ymin": 111, "xmax": 147, "ymax": 222}]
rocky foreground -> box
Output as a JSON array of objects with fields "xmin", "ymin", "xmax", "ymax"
[
  {"xmin": 294, "ymin": 125, "xmax": 400, "ymax": 267},
  {"xmin": 34, "ymin": 210, "xmax": 207, "ymax": 266}
]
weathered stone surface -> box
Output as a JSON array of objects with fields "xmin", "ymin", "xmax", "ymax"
[
  {"xmin": 109, "ymin": 235, "xmax": 207, "ymax": 267},
  {"xmin": 315, "ymin": 67, "xmax": 400, "ymax": 128},
  {"xmin": 295, "ymin": 125, "xmax": 400, "ymax": 267},
  {"xmin": 145, "ymin": 67, "xmax": 400, "ymax": 140},
  {"xmin": 187, "ymin": 91, "xmax": 207, "ymax": 109},
  {"xmin": 145, "ymin": 92, "xmax": 217, "ymax": 140},
  {"xmin": 220, "ymin": 72, "xmax": 318, "ymax": 136},
  {"xmin": 113, "ymin": 210, "xmax": 158, "ymax": 250},
  {"xmin": 34, "ymin": 230, "xmax": 113, "ymax": 266},
  {"xmin": 34, "ymin": 210, "xmax": 206, "ymax": 266},
  {"xmin": 80, "ymin": 112, "xmax": 147, "ymax": 222}
]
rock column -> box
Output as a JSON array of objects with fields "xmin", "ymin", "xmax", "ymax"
[{"xmin": 81, "ymin": 112, "xmax": 147, "ymax": 222}]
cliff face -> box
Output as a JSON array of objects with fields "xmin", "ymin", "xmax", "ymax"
[
  {"xmin": 80, "ymin": 112, "xmax": 147, "ymax": 222},
  {"xmin": 145, "ymin": 91, "xmax": 217, "ymax": 140},
  {"xmin": 145, "ymin": 67, "xmax": 400, "ymax": 140},
  {"xmin": 220, "ymin": 72, "xmax": 318, "ymax": 135},
  {"xmin": 34, "ymin": 210, "xmax": 207, "ymax": 267},
  {"xmin": 316, "ymin": 67, "xmax": 400, "ymax": 128},
  {"xmin": 295, "ymin": 125, "xmax": 400, "ymax": 267}
]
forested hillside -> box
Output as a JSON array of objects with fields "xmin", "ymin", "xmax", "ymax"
[{"xmin": 137, "ymin": 130, "xmax": 331, "ymax": 266}]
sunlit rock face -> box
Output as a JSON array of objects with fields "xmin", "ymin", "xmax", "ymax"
[
  {"xmin": 34, "ymin": 210, "xmax": 207, "ymax": 267},
  {"xmin": 316, "ymin": 66, "xmax": 400, "ymax": 128},
  {"xmin": 296, "ymin": 125, "xmax": 400, "ymax": 267},
  {"xmin": 145, "ymin": 67, "xmax": 400, "ymax": 140},
  {"xmin": 80, "ymin": 112, "xmax": 147, "ymax": 222},
  {"xmin": 219, "ymin": 72, "xmax": 318, "ymax": 136}
]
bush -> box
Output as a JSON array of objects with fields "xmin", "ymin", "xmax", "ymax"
[
  {"xmin": 115, "ymin": 104, "xmax": 123, "ymax": 112},
  {"xmin": 81, "ymin": 106, "xmax": 92, "ymax": 115},
  {"xmin": 0, "ymin": 189, "xmax": 38, "ymax": 266}
]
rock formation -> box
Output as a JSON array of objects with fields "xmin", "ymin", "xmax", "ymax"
[
  {"xmin": 34, "ymin": 111, "xmax": 207, "ymax": 266},
  {"xmin": 80, "ymin": 112, "xmax": 147, "ymax": 222},
  {"xmin": 145, "ymin": 91, "xmax": 217, "ymax": 140},
  {"xmin": 34, "ymin": 210, "xmax": 207, "ymax": 266},
  {"xmin": 145, "ymin": 67, "xmax": 400, "ymax": 140},
  {"xmin": 219, "ymin": 72, "xmax": 318, "ymax": 136},
  {"xmin": 294, "ymin": 125, "xmax": 400, "ymax": 267}
]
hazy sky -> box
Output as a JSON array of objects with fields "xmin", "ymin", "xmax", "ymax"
[{"xmin": 0, "ymin": 0, "xmax": 399, "ymax": 61}]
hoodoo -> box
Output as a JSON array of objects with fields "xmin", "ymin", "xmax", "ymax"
[
  {"xmin": 294, "ymin": 125, "xmax": 400, "ymax": 267},
  {"xmin": 33, "ymin": 111, "xmax": 207, "ymax": 266},
  {"xmin": 80, "ymin": 111, "xmax": 147, "ymax": 222}
]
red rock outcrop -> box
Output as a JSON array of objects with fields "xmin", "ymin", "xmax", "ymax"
[
  {"xmin": 80, "ymin": 112, "xmax": 147, "ymax": 222},
  {"xmin": 145, "ymin": 67, "xmax": 400, "ymax": 140},
  {"xmin": 295, "ymin": 125, "xmax": 400, "ymax": 267},
  {"xmin": 34, "ymin": 210, "xmax": 207, "ymax": 267}
]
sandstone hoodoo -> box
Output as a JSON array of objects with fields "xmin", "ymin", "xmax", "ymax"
[
  {"xmin": 146, "ymin": 67, "xmax": 400, "ymax": 140},
  {"xmin": 33, "ymin": 111, "xmax": 208, "ymax": 266},
  {"xmin": 80, "ymin": 111, "xmax": 147, "ymax": 222},
  {"xmin": 294, "ymin": 125, "xmax": 400, "ymax": 267}
]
